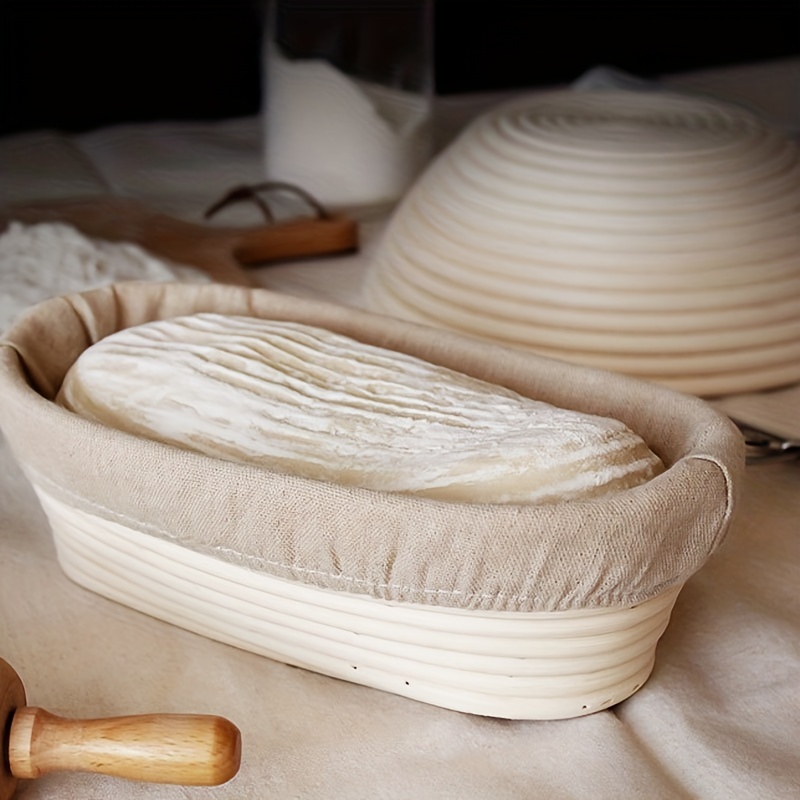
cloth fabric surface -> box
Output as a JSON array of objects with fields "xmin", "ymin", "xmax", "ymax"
[{"xmin": 0, "ymin": 58, "xmax": 798, "ymax": 798}]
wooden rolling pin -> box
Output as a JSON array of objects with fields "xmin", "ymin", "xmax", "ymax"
[
  {"xmin": 0, "ymin": 657, "xmax": 241, "ymax": 799},
  {"xmin": 0, "ymin": 194, "xmax": 359, "ymax": 287}
]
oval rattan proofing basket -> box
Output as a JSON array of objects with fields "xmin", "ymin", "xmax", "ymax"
[{"xmin": 0, "ymin": 282, "xmax": 744, "ymax": 719}]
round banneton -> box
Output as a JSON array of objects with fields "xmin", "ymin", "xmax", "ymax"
[
  {"xmin": 364, "ymin": 89, "xmax": 800, "ymax": 395},
  {"xmin": 36, "ymin": 487, "xmax": 680, "ymax": 720}
]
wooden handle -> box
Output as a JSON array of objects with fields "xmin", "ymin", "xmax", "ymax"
[
  {"xmin": 9, "ymin": 707, "xmax": 241, "ymax": 787},
  {"xmin": 231, "ymin": 215, "xmax": 358, "ymax": 265}
]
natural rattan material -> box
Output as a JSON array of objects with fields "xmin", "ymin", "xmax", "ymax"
[{"xmin": 363, "ymin": 90, "xmax": 800, "ymax": 396}]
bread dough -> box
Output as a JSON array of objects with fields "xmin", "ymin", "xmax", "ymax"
[{"xmin": 57, "ymin": 313, "xmax": 664, "ymax": 504}]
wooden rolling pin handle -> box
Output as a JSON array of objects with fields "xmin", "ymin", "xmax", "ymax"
[{"xmin": 9, "ymin": 707, "xmax": 241, "ymax": 787}]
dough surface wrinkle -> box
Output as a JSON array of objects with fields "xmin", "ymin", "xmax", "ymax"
[{"xmin": 56, "ymin": 313, "xmax": 665, "ymax": 504}]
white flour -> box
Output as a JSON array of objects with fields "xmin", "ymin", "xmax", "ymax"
[
  {"xmin": 264, "ymin": 49, "xmax": 432, "ymax": 212},
  {"xmin": 0, "ymin": 222, "xmax": 210, "ymax": 334}
]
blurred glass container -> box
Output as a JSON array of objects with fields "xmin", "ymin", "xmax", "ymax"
[{"xmin": 263, "ymin": 0, "xmax": 434, "ymax": 216}]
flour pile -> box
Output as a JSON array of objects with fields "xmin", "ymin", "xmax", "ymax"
[{"xmin": 0, "ymin": 222, "xmax": 210, "ymax": 333}]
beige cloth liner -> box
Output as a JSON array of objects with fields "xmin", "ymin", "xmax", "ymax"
[{"xmin": 0, "ymin": 281, "xmax": 744, "ymax": 613}]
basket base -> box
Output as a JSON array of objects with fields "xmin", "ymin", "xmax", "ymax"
[{"xmin": 34, "ymin": 486, "xmax": 680, "ymax": 720}]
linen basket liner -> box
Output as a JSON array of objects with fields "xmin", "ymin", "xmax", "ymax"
[{"xmin": 0, "ymin": 282, "xmax": 745, "ymax": 613}]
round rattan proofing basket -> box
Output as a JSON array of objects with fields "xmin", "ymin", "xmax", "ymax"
[
  {"xmin": 363, "ymin": 89, "xmax": 800, "ymax": 396},
  {"xmin": 0, "ymin": 282, "xmax": 744, "ymax": 719}
]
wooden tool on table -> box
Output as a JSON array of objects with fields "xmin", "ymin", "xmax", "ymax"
[
  {"xmin": 0, "ymin": 191, "xmax": 359, "ymax": 287},
  {"xmin": 0, "ymin": 657, "xmax": 241, "ymax": 799}
]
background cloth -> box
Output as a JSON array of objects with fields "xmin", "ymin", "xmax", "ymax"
[{"xmin": 0, "ymin": 58, "xmax": 798, "ymax": 798}]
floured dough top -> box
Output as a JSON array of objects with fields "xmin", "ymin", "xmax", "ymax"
[{"xmin": 57, "ymin": 313, "xmax": 664, "ymax": 504}]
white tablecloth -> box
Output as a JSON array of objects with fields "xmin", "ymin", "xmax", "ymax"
[{"xmin": 1, "ymin": 58, "xmax": 799, "ymax": 799}]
